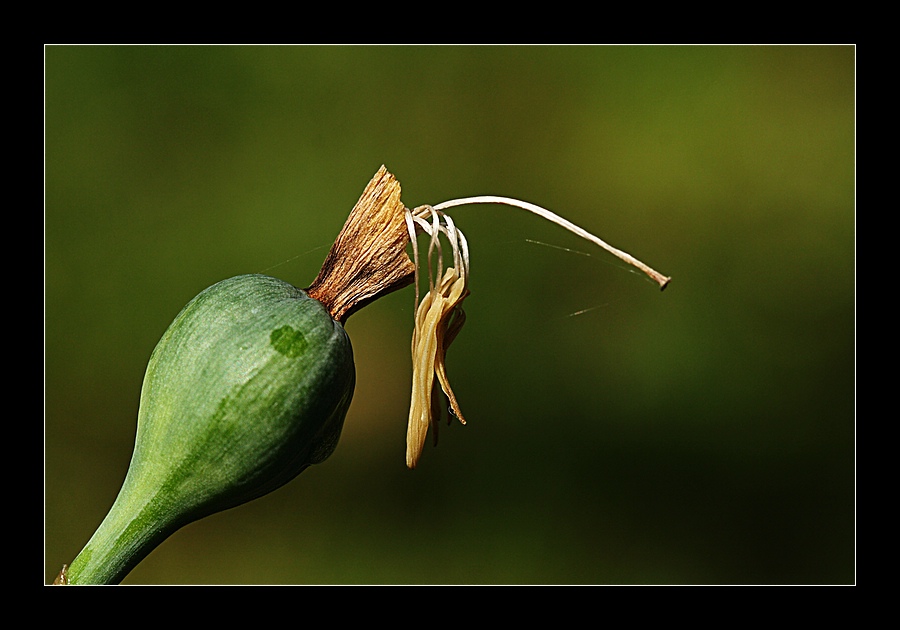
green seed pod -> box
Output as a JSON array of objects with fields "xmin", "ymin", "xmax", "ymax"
[{"xmin": 65, "ymin": 275, "xmax": 355, "ymax": 585}]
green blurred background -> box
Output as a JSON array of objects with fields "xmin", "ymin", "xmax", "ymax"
[{"xmin": 44, "ymin": 45, "xmax": 854, "ymax": 584}]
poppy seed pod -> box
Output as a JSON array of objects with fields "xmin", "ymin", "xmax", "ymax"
[{"xmin": 63, "ymin": 275, "xmax": 355, "ymax": 585}]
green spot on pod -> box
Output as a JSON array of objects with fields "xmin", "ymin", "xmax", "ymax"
[
  {"xmin": 65, "ymin": 274, "xmax": 355, "ymax": 585},
  {"xmin": 270, "ymin": 325, "xmax": 309, "ymax": 358}
]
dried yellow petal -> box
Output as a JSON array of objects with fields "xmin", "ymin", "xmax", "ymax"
[{"xmin": 406, "ymin": 267, "xmax": 468, "ymax": 469}]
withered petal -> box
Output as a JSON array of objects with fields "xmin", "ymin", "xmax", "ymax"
[{"xmin": 406, "ymin": 267, "xmax": 469, "ymax": 469}]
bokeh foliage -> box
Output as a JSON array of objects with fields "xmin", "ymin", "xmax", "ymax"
[{"xmin": 45, "ymin": 45, "xmax": 854, "ymax": 584}]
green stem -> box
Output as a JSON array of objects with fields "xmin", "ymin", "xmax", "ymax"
[{"xmin": 65, "ymin": 482, "xmax": 180, "ymax": 585}]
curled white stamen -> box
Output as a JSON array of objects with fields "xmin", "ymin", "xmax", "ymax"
[
  {"xmin": 404, "ymin": 210, "xmax": 421, "ymax": 307},
  {"xmin": 433, "ymin": 196, "xmax": 670, "ymax": 290},
  {"xmin": 408, "ymin": 205, "xmax": 471, "ymax": 294}
]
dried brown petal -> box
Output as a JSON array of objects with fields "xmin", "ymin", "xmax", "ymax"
[{"xmin": 307, "ymin": 166, "xmax": 416, "ymax": 323}]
